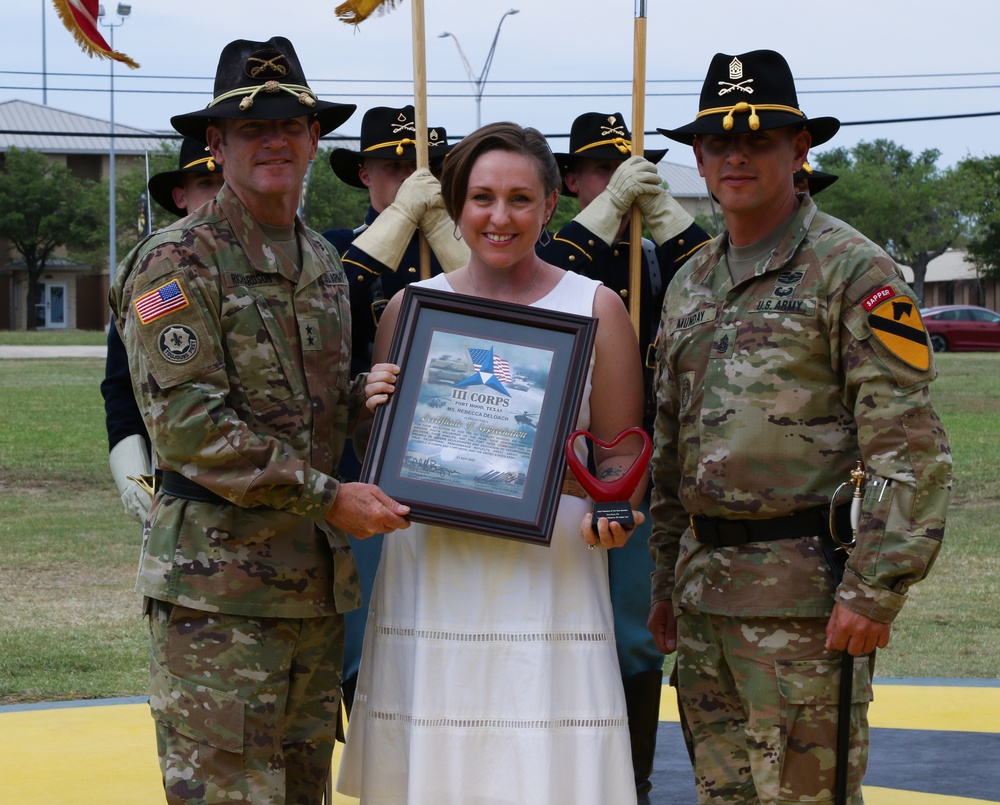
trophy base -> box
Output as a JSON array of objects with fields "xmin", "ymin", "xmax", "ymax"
[{"xmin": 590, "ymin": 501, "xmax": 635, "ymax": 535}]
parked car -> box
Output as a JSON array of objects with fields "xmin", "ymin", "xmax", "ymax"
[{"xmin": 921, "ymin": 305, "xmax": 1000, "ymax": 352}]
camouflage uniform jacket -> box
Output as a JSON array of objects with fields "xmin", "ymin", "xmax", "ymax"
[
  {"xmin": 649, "ymin": 194, "xmax": 951, "ymax": 623},
  {"xmin": 109, "ymin": 184, "xmax": 363, "ymax": 618}
]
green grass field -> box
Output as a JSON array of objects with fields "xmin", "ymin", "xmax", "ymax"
[{"xmin": 0, "ymin": 340, "xmax": 997, "ymax": 704}]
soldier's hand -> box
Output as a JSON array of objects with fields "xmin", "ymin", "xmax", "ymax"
[
  {"xmin": 325, "ymin": 482, "xmax": 410, "ymax": 537},
  {"xmin": 109, "ymin": 434, "xmax": 153, "ymax": 524},
  {"xmin": 365, "ymin": 363, "xmax": 400, "ymax": 412},
  {"xmin": 605, "ymin": 156, "xmax": 665, "ymax": 212},
  {"xmin": 647, "ymin": 599, "xmax": 677, "ymax": 655},
  {"xmin": 825, "ymin": 603, "xmax": 892, "ymax": 656},
  {"xmin": 392, "ymin": 168, "xmax": 441, "ymax": 224},
  {"xmin": 575, "ymin": 156, "xmax": 663, "ymax": 245},
  {"xmin": 632, "ymin": 180, "xmax": 695, "ymax": 245}
]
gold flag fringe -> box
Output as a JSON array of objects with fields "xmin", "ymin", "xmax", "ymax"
[
  {"xmin": 51, "ymin": 0, "xmax": 139, "ymax": 69},
  {"xmin": 335, "ymin": 0, "xmax": 404, "ymax": 25}
]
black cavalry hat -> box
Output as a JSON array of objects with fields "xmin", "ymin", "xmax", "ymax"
[
  {"xmin": 146, "ymin": 137, "xmax": 221, "ymax": 217},
  {"xmin": 657, "ymin": 50, "xmax": 840, "ymax": 147},
  {"xmin": 553, "ymin": 112, "xmax": 667, "ymax": 197},
  {"xmin": 171, "ymin": 36, "xmax": 355, "ymax": 143},
  {"xmin": 329, "ymin": 105, "xmax": 453, "ymax": 188},
  {"xmin": 794, "ymin": 161, "xmax": 839, "ymax": 196}
]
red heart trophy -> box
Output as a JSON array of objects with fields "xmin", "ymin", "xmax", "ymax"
[{"xmin": 565, "ymin": 427, "xmax": 653, "ymax": 534}]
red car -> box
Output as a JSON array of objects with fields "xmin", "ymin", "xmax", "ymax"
[{"xmin": 921, "ymin": 305, "xmax": 1000, "ymax": 352}]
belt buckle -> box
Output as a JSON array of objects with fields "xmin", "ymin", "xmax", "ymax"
[{"xmin": 644, "ymin": 342, "xmax": 657, "ymax": 370}]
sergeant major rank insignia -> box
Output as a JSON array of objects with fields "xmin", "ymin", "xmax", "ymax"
[{"xmin": 863, "ymin": 285, "xmax": 930, "ymax": 371}]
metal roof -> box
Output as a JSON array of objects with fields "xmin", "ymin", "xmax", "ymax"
[
  {"xmin": 0, "ymin": 98, "xmax": 170, "ymax": 155},
  {"xmin": 657, "ymin": 160, "xmax": 708, "ymax": 199}
]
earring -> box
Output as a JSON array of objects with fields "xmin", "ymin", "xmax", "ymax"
[{"xmin": 537, "ymin": 220, "xmax": 551, "ymax": 248}]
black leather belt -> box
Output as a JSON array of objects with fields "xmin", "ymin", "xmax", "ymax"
[
  {"xmin": 160, "ymin": 470, "xmax": 229, "ymax": 506},
  {"xmin": 690, "ymin": 506, "xmax": 850, "ymax": 548}
]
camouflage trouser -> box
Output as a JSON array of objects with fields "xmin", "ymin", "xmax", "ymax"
[
  {"xmin": 676, "ymin": 611, "xmax": 873, "ymax": 805},
  {"xmin": 148, "ymin": 600, "xmax": 345, "ymax": 805}
]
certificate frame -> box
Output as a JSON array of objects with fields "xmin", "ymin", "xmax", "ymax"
[{"xmin": 361, "ymin": 286, "xmax": 597, "ymax": 545}]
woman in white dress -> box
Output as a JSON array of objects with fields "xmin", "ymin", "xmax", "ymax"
[{"xmin": 338, "ymin": 122, "xmax": 647, "ymax": 805}]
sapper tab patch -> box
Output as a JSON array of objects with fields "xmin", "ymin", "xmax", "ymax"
[
  {"xmin": 134, "ymin": 279, "xmax": 190, "ymax": 325},
  {"xmin": 867, "ymin": 295, "xmax": 931, "ymax": 371}
]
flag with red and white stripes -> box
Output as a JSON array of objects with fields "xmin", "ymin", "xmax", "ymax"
[{"xmin": 51, "ymin": 0, "xmax": 139, "ymax": 68}]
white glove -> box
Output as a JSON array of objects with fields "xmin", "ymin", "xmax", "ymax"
[
  {"xmin": 350, "ymin": 168, "xmax": 440, "ymax": 270},
  {"xmin": 418, "ymin": 195, "xmax": 469, "ymax": 272},
  {"xmin": 109, "ymin": 433, "xmax": 153, "ymax": 524},
  {"xmin": 634, "ymin": 182, "xmax": 695, "ymax": 245},
  {"xmin": 574, "ymin": 156, "xmax": 665, "ymax": 245}
]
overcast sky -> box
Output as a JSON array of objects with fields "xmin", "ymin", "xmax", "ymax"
[{"xmin": 6, "ymin": 0, "xmax": 1000, "ymax": 172}]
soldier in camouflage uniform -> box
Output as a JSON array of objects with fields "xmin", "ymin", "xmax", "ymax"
[
  {"xmin": 108, "ymin": 37, "xmax": 410, "ymax": 805},
  {"xmin": 648, "ymin": 50, "xmax": 952, "ymax": 804}
]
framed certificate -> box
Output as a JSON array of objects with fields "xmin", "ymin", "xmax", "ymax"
[{"xmin": 361, "ymin": 286, "xmax": 597, "ymax": 545}]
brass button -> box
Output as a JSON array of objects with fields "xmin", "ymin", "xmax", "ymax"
[
  {"xmin": 568, "ymin": 255, "xmax": 576, "ymax": 262},
  {"xmin": 620, "ymin": 289, "xmax": 628, "ymax": 298},
  {"xmin": 407, "ymin": 267, "xmax": 417, "ymax": 274},
  {"xmin": 678, "ymin": 239, "xmax": 685, "ymax": 246},
  {"xmin": 587, "ymin": 239, "xmax": 595, "ymax": 247},
  {"xmin": 356, "ymin": 275, "xmax": 365, "ymax": 283},
  {"xmin": 613, "ymin": 250, "xmax": 620, "ymax": 258}
]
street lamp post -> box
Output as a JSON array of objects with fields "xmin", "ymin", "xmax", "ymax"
[
  {"xmin": 98, "ymin": 3, "xmax": 131, "ymax": 286},
  {"xmin": 439, "ymin": 8, "xmax": 519, "ymax": 129}
]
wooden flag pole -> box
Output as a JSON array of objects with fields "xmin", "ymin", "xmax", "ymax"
[
  {"xmin": 411, "ymin": 0, "xmax": 432, "ymax": 279},
  {"xmin": 628, "ymin": 0, "xmax": 647, "ymax": 338}
]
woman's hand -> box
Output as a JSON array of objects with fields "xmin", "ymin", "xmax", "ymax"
[
  {"xmin": 579, "ymin": 508, "xmax": 645, "ymax": 550},
  {"xmin": 365, "ymin": 363, "xmax": 400, "ymax": 412}
]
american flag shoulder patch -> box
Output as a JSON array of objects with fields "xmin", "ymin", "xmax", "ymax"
[{"xmin": 134, "ymin": 279, "xmax": 189, "ymax": 325}]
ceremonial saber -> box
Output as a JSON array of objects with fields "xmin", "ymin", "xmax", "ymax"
[
  {"xmin": 827, "ymin": 461, "xmax": 866, "ymax": 805},
  {"xmin": 628, "ymin": 0, "xmax": 647, "ymax": 337}
]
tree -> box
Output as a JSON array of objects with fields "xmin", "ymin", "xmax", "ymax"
[
  {"xmin": 114, "ymin": 142, "xmax": 182, "ymax": 249},
  {"xmin": 302, "ymin": 147, "xmax": 372, "ymax": 233},
  {"xmin": 815, "ymin": 139, "xmax": 966, "ymax": 304},
  {"xmin": 0, "ymin": 148, "xmax": 107, "ymax": 329},
  {"xmin": 956, "ymin": 154, "xmax": 1000, "ymax": 281}
]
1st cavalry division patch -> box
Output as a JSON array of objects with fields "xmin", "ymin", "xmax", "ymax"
[{"xmin": 863, "ymin": 286, "xmax": 930, "ymax": 371}]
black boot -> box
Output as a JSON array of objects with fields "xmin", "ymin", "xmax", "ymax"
[{"xmin": 623, "ymin": 669, "xmax": 663, "ymax": 805}]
